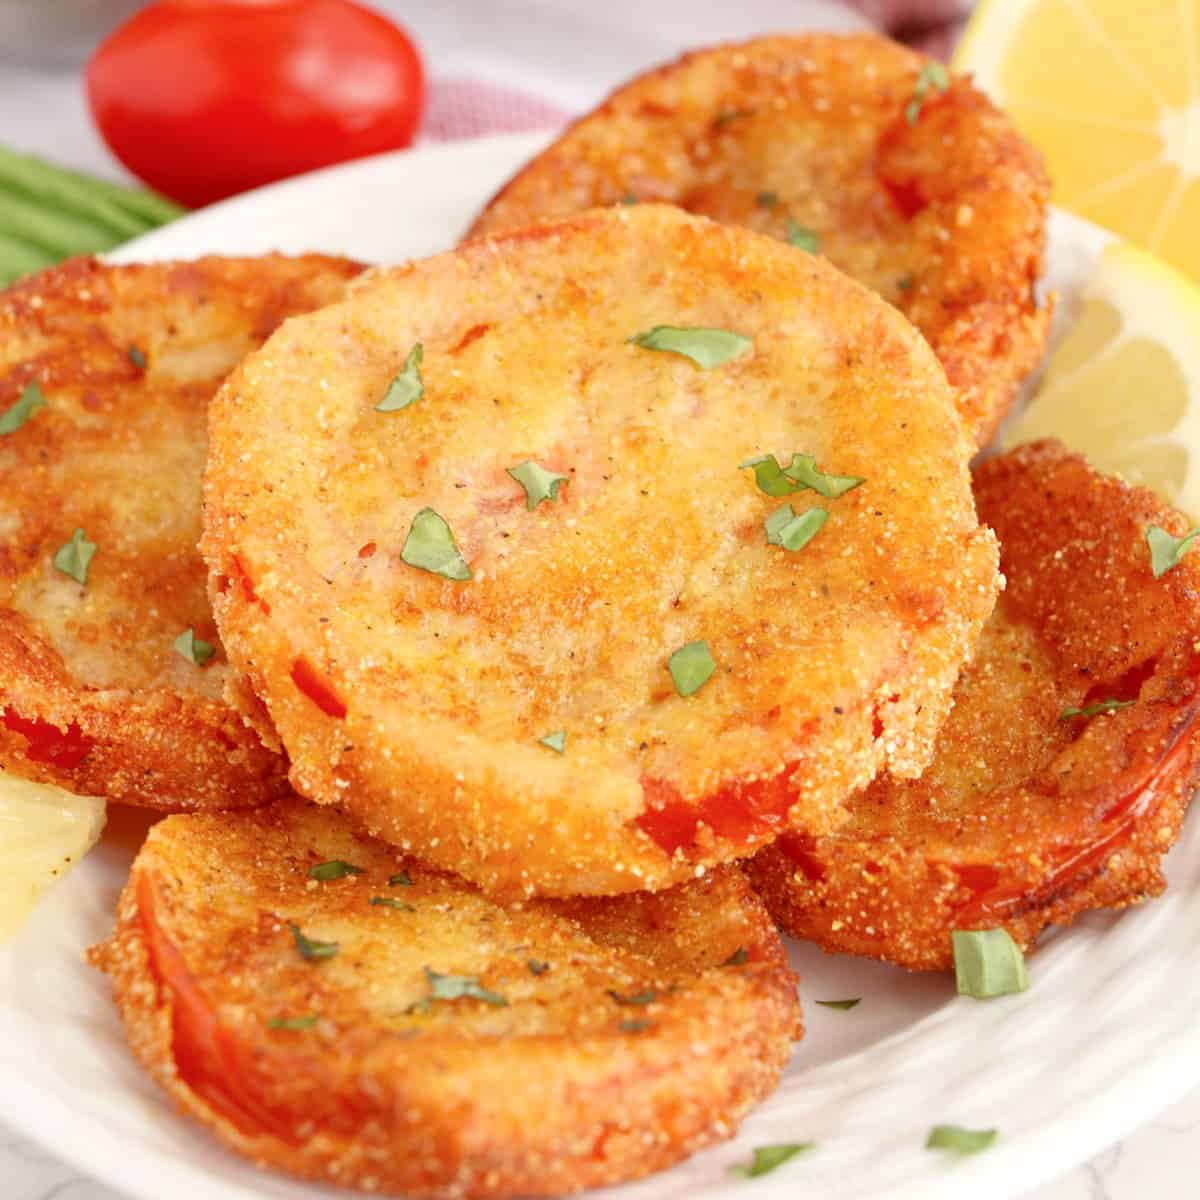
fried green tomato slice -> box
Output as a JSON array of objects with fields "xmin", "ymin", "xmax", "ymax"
[
  {"xmin": 0, "ymin": 255, "xmax": 361, "ymax": 810},
  {"xmin": 468, "ymin": 33, "xmax": 1051, "ymax": 447},
  {"xmin": 203, "ymin": 204, "xmax": 999, "ymax": 897},
  {"xmin": 89, "ymin": 799, "xmax": 800, "ymax": 1198},
  {"xmin": 747, "ymin": 441, "xmax": 1200, "ymax": 970}
]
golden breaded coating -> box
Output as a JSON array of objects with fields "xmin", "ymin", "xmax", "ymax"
[
  {"xmin": 468, "ymin": 34, "xmax": 1051, "ymax": 446},
  {"xmin": 89, "ymin": 799, "xmax": 800, "ymax": 1198},
  {"xmin": 203, "ymin": 204, "xmax": 999, "ymax": 897},
  {"xmin": 747, "ymin": 441, "xmax": 1200, "ymax": 970},
  {"xmin": 0, "ymin": 255, "xmax": 362, "ymax": 809}
]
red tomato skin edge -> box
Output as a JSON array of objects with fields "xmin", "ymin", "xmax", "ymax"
[{"xmin": 86, "ymin": 0, "xmax": 426, "ymax": 208}]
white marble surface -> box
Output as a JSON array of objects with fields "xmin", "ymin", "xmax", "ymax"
[{"xmin": 2, "ymin": 3, "xmax": 1198, "ymax": 1198}]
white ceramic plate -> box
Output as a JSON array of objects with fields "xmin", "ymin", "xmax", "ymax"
[{"xmin": 3, "ymin": 133, "xmax": 1198, "ymax": 1200}]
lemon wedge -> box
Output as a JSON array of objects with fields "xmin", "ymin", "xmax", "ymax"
[
  {"xmin": 0, "ymin": 769, "xmax": 105, "ymax": 941},
  {"xmin": 1002, "ymin": 239, "xmax": 1200, "ymax": 518},
  {"xmin": 955, "ymin": 0, "xmax": 1200, "ymax": 282}
]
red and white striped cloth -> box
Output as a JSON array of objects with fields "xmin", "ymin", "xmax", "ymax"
[{"xmin": 415, "ymin": 0, "xmax": 974, "ymax": 144}]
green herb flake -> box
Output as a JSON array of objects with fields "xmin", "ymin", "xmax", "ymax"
[
  {"xmin": 128, "ymin": 344, "xmax": 147, "ymax": 370},
  {"xmin": 507, "ymin": 460, "xmax": 569, "ymax": 510},
  {"xmin": 539, "ymin": 729, "xmax": 567, "ymax": 754},
  {"xmin": 669, "ymin": 640, "xmax": 716, "ymax": 698},
  {"xmin": 906, "ymin": 61, "xmax": 950, "ymax": 124},
  {"xmin": 370, "ymin": 896, "xmax": 415, "ymax": 911},
  {"xmin": 740, "ymin": 453, "xmax": 799, "ymax": 498},
  {"xmin": 53, "ymin": 528, "xmax": 96, "ymax": 585},
  {"xmin": 816, "ymin": 997, "xmax": 861, "ymax": 1011},
  {"xmin": 764, "ymin": 503, "xmax": 829, "ymax": 552},
  {"xmin": 898, "ymin": 274, "xmax": 915, "ymax": 292},
  {"xmin": 619, "ymin": 1018, "xmax": 653, "ymax": 1034},
  {"xmin": 401, "ymin": 507, "xmax": 472, "ymax": 580},
  {"xmin": 952, "ymin": 929, "xmax": 1028, "ymax": 999},
  {"xmin": 527, "ymin": 959, "xmax": 551, "ymax": 976},
  {"xmin": 786, "ymin": 220, "xmax": 819, "ymax": 253},
  {"xmin": 926, "ymin": 1125, "xmax": 998, "ymax": 1156},
  {"xmin": 629, "ymin": 326, "xmax": 752, "ymax": 370},
  {"xmin": 756, "ymin": 191, "xmax": 779, "ymax": 209},
  {"xmin": 783, "ymin": 453, "xmax": 865, "ymax": 499},
  {"xmin": 268, "ymin": 1013, "xmax": 319, "ymax": 1031},
  {"xmin": 173, "ymin": 628, "xmax": 215, "ymax": 667},
  {"xmin": 1147, "ymin": 524, "xmax": 1200, "ymax": 577},
  {"xmin": 388, "ymin": 869, "xmax": 413, "ymax": 887},
  {"xmin": 722, "ymin": 947, "xmax": 749, "ymax": 967},
  {"xmin": 308, "ymin": 859, "xmax": 364, "ymax": 881},
  {"xmin": 376, "ymin": 342, "xmax": 424, "ymax": 412},
  {"xmin": 0, "ymin": 382, "xmax": 46, "ymax": 436},
  {"xmin": 730, "ymin": 1143, "xmax": 815, "ymax": 1178},
  {"xmin": 619, "ymin": 192, "xmax": 639, "ymax": 205},
  {"xmin": 289, "ymin": 922, "xmax": 339, "ymax": 962},
  {"xmin": 423, "ymin": 967, "xmax": 508, "ymax": 1007},
  {"xmin": 607, "ymin": 988, "xmax": 658, "ymax": 1006},
  {"xmin": 1060, "ymin": 698, "xmax": 1135, "ymax": 720}
]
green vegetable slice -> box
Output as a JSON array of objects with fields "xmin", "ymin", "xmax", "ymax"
[
  {"xmin": 730, "ymin": 1143, "xmax": 815, "ymax": 1178},
  {"xmin": 370, "ymin": 896, "xmax": 415, "ymax": 911},
  {"xmin": 783, "ymin": 453, "xmax": 865, "ymax": 498},
  {"xmin": 376, "ymin": 343, "xmax": 424, "ymax": 412},
  {"xmin": 722, "ymin": 947, "xmax": 749, "ymax": 967},
  {"xmin": 1060, "ymin": 699, "xmax": 1134, "ymax": 720},
  {"xmin": 629, "ymin": 326, "xmax": 752, "ymax": 369},
  {"xmin": 308, "ymin": 859, "xmax": 363, "ymax": 881},
  {"xmin": 401, "ymin": 508, "xmax": 471, "ymax": 580},
  {"xmin": 53, "ymin": 528, "xmax": 96, "ymax": 585},
  {"xmin": 268, "ymin": 1014, "xmax": 320, "ymax": 1031},
  {"xmin": 607, "ymin": 988, "xmax": 657, "ymax": 1006},
  {"xmin": 388, "ymin": 870, "xmax": 413, "ymax": 887},
  {"xmin": 619, "ymin": 1018, "xmax": 654, "ymax": 1033},
  {"xmin": 764, "ymin": 503, "xmax": 828, "ymax": 551},
  {"xmin": 423, "ymin": 967, "xmax": 508, "ymax": 1007},
  {"xmin": 507, "ymin": 460, "xmax": 569, "ymax": 509},
  {"xmin": 128, "ymin": 345, "xmax": 148, "ymax": 370},
  {"xmin": 906, "ymin": 62, "xmax": 950, "ymax": 124},
  {"xmin": 1147, "ymin": 524, "xmax": 1200, "ymax": 577},
  {"xmin": 740, "ymin": 454, "xmax": 798, "ymax": 497},
  {"xmin": 539, "ymin": 730, "xmax": 567, "ymax": 754},
  {"xmin": 289, "ymin": 923, "xmax": 339, "ymax": 962},
  {"xmin": 669, "ymin": 640, "xmax": 716, "ymax": 697},
  {"xmin": 756, "ymin": 191, "xmax": 779, "ymax": 209},
  {"xmin": 0, "ymin": 382, "xmax": 45, "ymax": 435},
  {"xmin": 173, "ymin": 628, "xmax": 215, "ymax": 667},
  {"xmin": 926, "ymin": 1125, "xmax": 998, "ymax": 1156},
  {"xmin": 815, "ymin": 997, "xmax": 861, "ymax": 1010},
  {"xmin": 952, "ymin": 929, "xmax": 1028, "ymax": 999},
  {"xmin": 786, "ymin": 220, "xmax": 819, "ymax": 253}
]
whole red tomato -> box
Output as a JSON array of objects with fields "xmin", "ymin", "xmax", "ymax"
[{"xmin": 87, "ymin": 0, "xmax": 425, "ymax": 207}]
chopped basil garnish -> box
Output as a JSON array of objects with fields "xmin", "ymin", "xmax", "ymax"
[
  {"xmin": 401, "ymin": 507, "xmax": 471, "ymax": 581},
  {"xmin": 764, "ymin": 503, "xmax": 828, "ymax": 551},
  {"xmin": 0, "ymin": 381, "xmax": 45, "ymax": 435},
  {"xmin": 926, "ymin": 1125, "xmax": 998, "ymax": 1156},
  {"xmin": 128, "ymin": 344, "xmax": 147, "ymax": 370},
  {"xmin": 722, "ymin": 947, "xmax": 749, "ymax": 967},
  {"xmin": 630, "ymin": 326, "xmax": 752, "ymax": 369},
  {"xmin": 741, "ymin": 452, "xmax": 863, "ymax": 499},
  {"xmin": 173, "ymin": 628, "xmax": 215, "ymax": 667},
  {"xmin": 370, "ymin": 896, "xmax": 415, "ymax": 911},
  {"xmin": 952, "ymin": 929, "xmax": 1028, "ymax": 999},
  {"xmin": 906, "ymin": 61, "xmax": 950, "ymax": 124},
  {"xmin": 289, "ymin": 922, "xmax": 339, "ymax": 962},
  {"xmin": 607, "ymin": 988, "xmax": 657, "ymax": 1006},
  {"xmin": 619, "ymin": 1018, "xmax": 653, "ymax": 1033},
  {"xmin": 539, "ymin": 729, "xmax": 566, "ymax": 754},
  {"xmin": 1060, "ymin": 699, "xmax": 1134, "ymax": 720},
  {"xmin": 756, "ymin": 191, "xmax": 779, "ymax": 209},
  {"xmin": 376, "ymin": 342, "xmax": 424, "ymax": 412},
  {"xmin": 669, "ymin": 640, "xmax": 715, "ymax": 697},
  {"xmin": 507, "ymin": 460, "xmax": 569, "ymax": 510},
  {"xmin": 816, "ymin": 998, "xmax": 861, "ymax": 1011},
  {"xmin": 730, "ymin": 1143, "xmax": 815, "ymax": 1178},
  {"xmin": 1147, "ymin": 524, "xmax": 1200, "ymax": 577},
  {"xmin": 53, "ymin": 528, "xmax": 96, "ymax": 585},
  {"xmin": 786, "ymin": 220, "xmax": 819, "ymax": 253},
  {"xmin": 268, "ymin": 1013, "xmax": 319, "ymax": 1030},
  {"xmin": 527, "ymin": 959, "xmax": 551, "ymax": 975},
  {"xmin": 422, "ymin": 967, "xmax": 508, "ymax": 1007},
  {"xmin": 308, "ymin": 859, "xmax": 363, "ymax": 881},
  {"xmin": 388, "ymin": 869, "xmax": 413, "ymax": 887}
]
